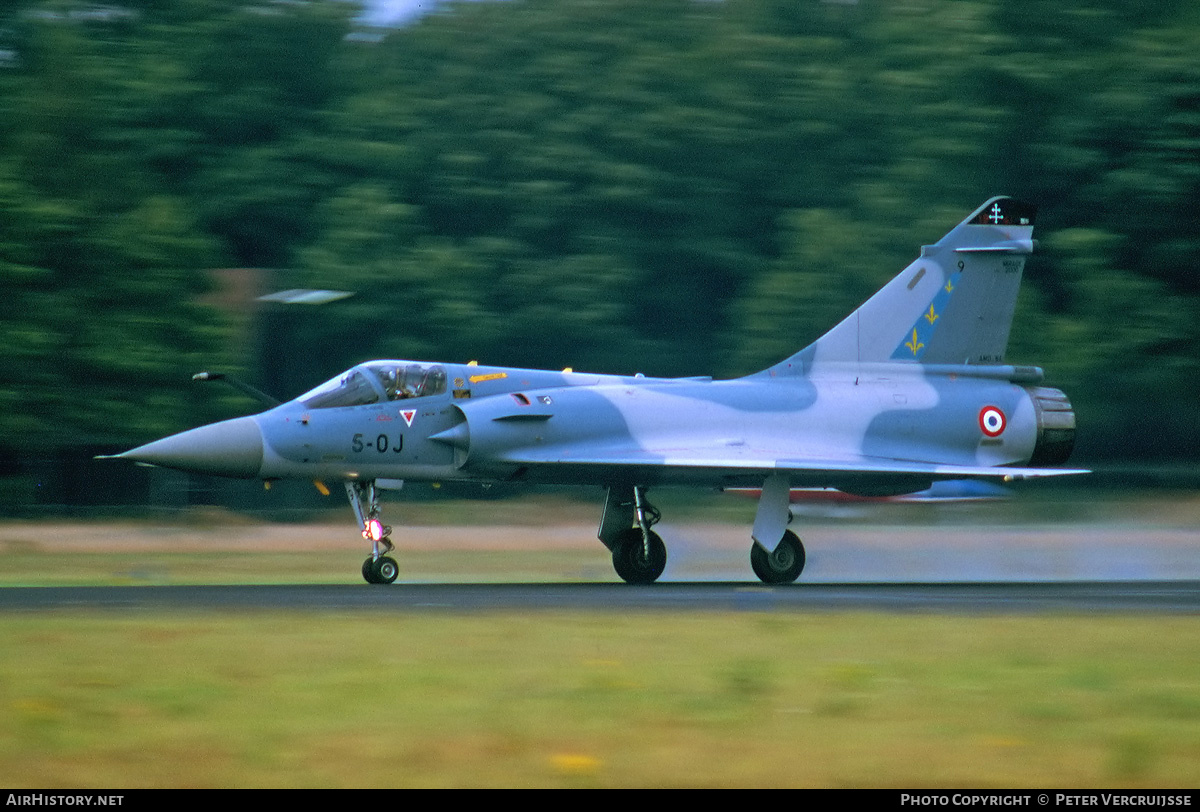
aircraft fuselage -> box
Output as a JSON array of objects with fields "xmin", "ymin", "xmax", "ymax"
[{"xmin": 178, "ymin": 359, "xmax": 1071, "ymax": 495}]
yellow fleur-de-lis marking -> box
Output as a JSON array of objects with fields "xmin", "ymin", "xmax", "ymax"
[
  {"xmin": 924, "ymin": 304, "xmax": 938, "ymax": 325},
  {"xmin": 944, "ymin": 279, "xmax": 954, "ymax": 293},
  {"xmin": 905, "ymin": 328, "xmax": 924, "ymax": 356}
]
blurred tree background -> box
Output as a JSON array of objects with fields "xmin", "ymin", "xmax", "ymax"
[{"xmin": 1, "ymin": 0, "xmax": 1197, "ymax": 509}]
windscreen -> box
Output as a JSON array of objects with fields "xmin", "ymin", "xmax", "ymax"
[{"xmin": 299, "ymin": 369, "xmax": 380, "ymax": 410}]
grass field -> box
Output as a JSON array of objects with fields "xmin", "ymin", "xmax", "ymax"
[{"xmin": 2, "ymin": 611, "xmax": 1199, "ymax": 788}]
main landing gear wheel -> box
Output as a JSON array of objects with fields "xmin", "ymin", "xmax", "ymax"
[
  {"xmin": 751, "ymin": 530, "xmax": 806, "ymax": 585},
  {"xmin": 363, "ymin": 555, "xmax": 399, "ymax": 585},
  {"xmin": 612, "ymin": 528, "xmax": 667, "ymax": 585}
]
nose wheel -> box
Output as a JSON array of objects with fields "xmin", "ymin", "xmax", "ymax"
[
  {"xmin": 347, "ymin": 481, "xmax": 400, "ymax": 585},
  {"xmin": 363, "ymin": 555, "xmax": 399, "ymax": 584}
]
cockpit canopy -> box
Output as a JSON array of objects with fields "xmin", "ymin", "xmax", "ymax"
[{"xmin": 299, "ymin": 362, "xmax": 448, "ymax": 410}]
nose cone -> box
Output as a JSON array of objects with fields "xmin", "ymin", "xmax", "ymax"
[{"xmin": 118, "ymin": 416, "xmax": 264, "ymax": 478}]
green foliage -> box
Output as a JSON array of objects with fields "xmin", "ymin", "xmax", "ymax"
[{"xmin": 0, "ymin": 0, "xmax": 1197, "ymax": 460}]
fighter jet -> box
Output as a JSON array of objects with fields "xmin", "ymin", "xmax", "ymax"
[{"xmin": 105, "ymin": 197, "xmax": 1085, "ymax": 585}]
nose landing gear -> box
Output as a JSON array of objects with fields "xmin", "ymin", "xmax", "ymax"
[{"xmin": 347, "ymin": 481, "xmax": 398, "ymax": 584}]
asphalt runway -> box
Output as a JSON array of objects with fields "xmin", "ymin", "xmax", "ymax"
[
  {"xmin": 3, "ymin": 500, "xmax": 1199, "ymax": 612},
  {"xmin": 3, "ymin": 581, "xmax": 1200, "ymax": 613}
]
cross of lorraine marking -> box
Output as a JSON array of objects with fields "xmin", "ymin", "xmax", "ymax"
[{"xmin": 988, "ymin": 203, "xmax": 1003, "ymax": 224}]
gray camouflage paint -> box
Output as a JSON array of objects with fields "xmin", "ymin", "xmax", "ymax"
[{"xmin": 111, "ymin": 198, "xmax": 1085, "ymax": 580}]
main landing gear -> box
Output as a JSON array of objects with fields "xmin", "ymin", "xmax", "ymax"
[
  {"xmin": 751, "ymin": 529, "xmax": 806, "ymax": 585},
  {"xmin": 347, "ymin": 481, "xmax": 399, "ymax": 584},
  {"xmin": 600, "ymin": 486, "xmax": 667, "ymax": 584},
  {"xmin": 598, "ymin": 480, "xmax": 807, "ymax": 585}
]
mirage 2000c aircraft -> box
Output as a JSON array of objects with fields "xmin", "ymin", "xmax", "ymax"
[{"xmin": 105, "ymin": 197, "xmax": 1086, "ymax": 585}]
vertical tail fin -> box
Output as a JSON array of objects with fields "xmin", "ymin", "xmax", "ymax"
[{"xmin": 766, "ymin": 197, "xmax": 1037, "ymax": 373}]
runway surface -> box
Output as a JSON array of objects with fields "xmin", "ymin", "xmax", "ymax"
[
  {"xmin": 3, "ymin": 581, "xmax": 1200, "ymax": 613},
  {"xmin": 4, "ymin": 502, "xmax": 1199, "ymax": 613}
]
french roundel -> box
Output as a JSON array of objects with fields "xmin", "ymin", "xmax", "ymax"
[{"xmin": 979, "ymin": 406, "xmax": 1006, "ymax": 438}]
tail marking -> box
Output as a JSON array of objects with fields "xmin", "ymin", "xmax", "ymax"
[{"xmin": 890, "ymin": 267, "xmax": 963, "ymax": 361}]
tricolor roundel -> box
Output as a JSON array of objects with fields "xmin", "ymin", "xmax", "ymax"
[{"xmin": 979, "ymin": 406, "xmax": 1006, "ymax": 438}]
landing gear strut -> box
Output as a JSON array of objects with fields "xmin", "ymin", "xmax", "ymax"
[
  {"xmin": 604, "ymin": 486, "xmax": 667, "ymax": 584},
  {"xmin": 347, "ymin": 481, "xmax": 398, "ymax": 584},
  {"xmin": 747, "ymin": 473, "xmax": 806, "ymax": 584}
]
